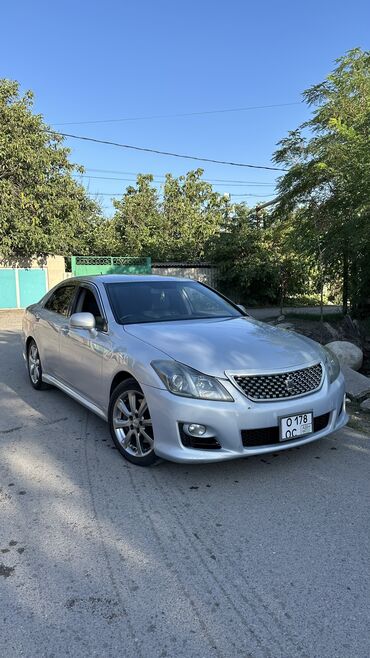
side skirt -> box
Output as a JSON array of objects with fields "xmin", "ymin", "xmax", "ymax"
[{"xmin": 42, "ymin": 373, "xmax": 108, "ymax": 421}]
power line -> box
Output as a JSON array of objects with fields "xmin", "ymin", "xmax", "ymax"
[
  {"xmin": 86, "ymin": 191, "xmax": 273, "ymax": 198},
  {"xmin": 51, "ymin": 101, "xmax": 301, "ymax": 126},
  {"xmin": 75, "ymin": 174, "xmax": 149, "ymax": 183},
  {"xmin": 86, "ymin": 168, "xmax": 147, "ymax": 176},
  {"xmin": 47, "ymin": 130, "xmax": 286, "ymax": 171},
  {"xmin": 82, "ymin": 168, "xmax": 277, "ymax": 185},
  {"xmin": 73, "ymin": 173, "xmax": 275, "ymax": 188},
  {"xmin": 230, "ymin": 193, "xmax": 274, "ymax": 198}
]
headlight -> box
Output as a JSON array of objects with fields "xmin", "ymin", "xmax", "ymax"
[
  {"xmin": 151, "ymin": 360, "xmax": 234, "ymax": 401},
  {"xmin": 322, "ymin": 346, "xmax": 340, "ymax": 383}
]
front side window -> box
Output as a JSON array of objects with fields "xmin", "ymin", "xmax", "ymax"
[
  {"xmin": 74, "ymin": 287, "xmax": 106, "ymax": 331},
  {"xmin": 44, "ymin": 285, "xmax": 76, "ymax": 316},
  {"xmin": 105, "ymin": 280, "xmax": 241, "ymax": 324}
]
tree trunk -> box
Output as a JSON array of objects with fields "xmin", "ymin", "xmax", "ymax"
[
  {"xmin": 342, "ymin": 250, "xmax": 349, "ymax": 315},
  {"xmin": 279, "ymin": 264, "xmax": 284, "ymax": 315},
  {"xmin": 317, "ymin": 239, "xmax": 324, "ymax": 341}
]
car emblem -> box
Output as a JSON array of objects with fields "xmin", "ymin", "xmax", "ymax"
[{"xmin": 285, "ymin": 376, "xmax": 295, "ymax": 392}]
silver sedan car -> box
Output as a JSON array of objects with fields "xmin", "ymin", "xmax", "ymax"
[{"xmin": 23, "ymin": 275, "xmax": 348, "ymax": 466}]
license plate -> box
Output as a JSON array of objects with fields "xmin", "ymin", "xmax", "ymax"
[{"xmin": 279, "ymin": 412, "xmax": 313, "ymax": 441}]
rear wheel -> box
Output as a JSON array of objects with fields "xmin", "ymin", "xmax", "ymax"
[
  {"xmin": 27, "ymin": 339, "xmax": 50, "ymax": 390},
  {"xmin": 108, "ymin": 378, "xmax": 156, "ymax": 466}
]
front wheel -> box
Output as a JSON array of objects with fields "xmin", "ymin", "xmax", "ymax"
[{"xmin": 108, "ymin": 379, "xmax": 156, "ymax": 466}]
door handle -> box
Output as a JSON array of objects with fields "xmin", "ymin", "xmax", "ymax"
[
  {"xmin": 34, "ymin": 313, "xmax": 40, "ymax": 322},
  {"xmin": 60, "ymin": 325, "xmax": 70, "ymax": 335}
]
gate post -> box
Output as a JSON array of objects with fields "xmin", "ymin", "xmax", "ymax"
[{"xmin": 71, "ymin": 256, "xmax": 77, "ymax": 276}]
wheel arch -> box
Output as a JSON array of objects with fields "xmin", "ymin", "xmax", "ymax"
[
  {"xmin": 26, "ymin": 335, "xmax": 36, "ymax": 353},
  {"xmin": 110, "ymin": 370, "xmax": 140, "ymax": 398}
]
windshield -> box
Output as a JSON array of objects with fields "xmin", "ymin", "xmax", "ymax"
[{"xmin": 105, "ymin": 280, "xmax": 242, "ymax": 325}]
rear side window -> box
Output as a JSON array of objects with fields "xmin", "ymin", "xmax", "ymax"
[{"xmin": 44, "ymin": 285, "xmax": 76, "ymax": 316}]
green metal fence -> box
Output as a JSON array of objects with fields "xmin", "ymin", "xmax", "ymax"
[{"xmin": 71, "ymin": 256, "xmax": 151, "ymax": 277}]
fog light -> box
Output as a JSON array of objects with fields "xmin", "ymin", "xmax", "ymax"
[{"xmin": 184, "ymin": 423, "xmax": 207, "ymax": 437}]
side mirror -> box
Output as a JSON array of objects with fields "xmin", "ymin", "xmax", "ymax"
[
  {"xmin": 70, "ymin": 312, "xmax": 96, "ymax": 332},
  {"xmin": 237, "ymin": 304, "xmax": 248, "ymax": 315}
]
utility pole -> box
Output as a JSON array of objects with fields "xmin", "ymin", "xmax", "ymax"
[
  {"xmin": 254, "ymin": 196, "xmax": 280, "ymax": 217},
  {"xmin": 254, "ymin": 196, "xmax": 280, "ymax": 226}
]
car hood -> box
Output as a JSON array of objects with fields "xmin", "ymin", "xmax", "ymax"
[{"xmin": 124, "ymin": 317, "xmax": 323, "ymax": 378}]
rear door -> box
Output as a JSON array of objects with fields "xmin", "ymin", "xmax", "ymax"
[{"xmin": 35, "ymin": 284, "xmax": 77, "ymax": 377}]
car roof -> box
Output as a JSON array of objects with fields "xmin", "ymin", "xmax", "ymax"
[{"xmin": 64, "ymin": 274, "xmax": 193, "ymax": 284}]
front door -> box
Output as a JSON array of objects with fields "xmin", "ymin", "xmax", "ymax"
[{"xmin": 58, "ymin": 285, "xmax": 112, "ymax": 409}]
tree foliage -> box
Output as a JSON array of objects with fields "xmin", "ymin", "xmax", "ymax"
[
  {"xmin": 112, "ymin": 174, "xmax": 162, "ymax": 257},
  {"xmin": 112, "ymin": 169, "xmax": 229, "ymax": 261},
  {"xmin": 273, "ymin": 48, "xmax": 370, "ymax": 311},
  {"xmin": 0, "ymin": 79, "xmax": 101, "ymax": 259},
  {"xmin": 209, "ymin": 205, "xmax": 278, "ymax": 303},
  {"xmin": 160, "ymin": 171, "xmax": 228, "ymax": 260},
  {"xmin": 210, "ymin": 205, "xmax": 310, "ymax": 304}
]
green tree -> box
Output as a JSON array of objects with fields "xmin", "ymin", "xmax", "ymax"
[
  {"xmin": 209, "ymin": 203, "xmax": 314, "ymax": 305},
  {"xmin": 273, "ymin": 48, "xmax": 370, "ymax": 312},
  {"xmin": 112, "ymin": 169, "xmax": 229, "ymax": 261},
  {"xmin": 268, "ymin": 213, "xmax": 315, "ymax": 312},
  {"xmin": 0, "ymin": 79, "xmax": 101, "ymax": 259},
  {"xmin": 210, "ymin": 204, "xmax": 280, "ymax": 304},
  {"xmin": 112, "ymin": 174, "xmax": 162, "ymax": 257},
  {"xmin": 161, "ymin": 169, "xmax": 228, "ymax": 260}
]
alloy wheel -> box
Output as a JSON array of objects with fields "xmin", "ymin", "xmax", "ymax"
[
  {"xmin": 112, "ymin": 389, "xmax": 154, "ymax": 457},
  {"xmin": 28, "ymin": 344, "xmax": 41, "ymax": 384}
]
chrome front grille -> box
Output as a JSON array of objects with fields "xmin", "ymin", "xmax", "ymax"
[{"xmin": 232, "ymin": 363, "xmax": 323, "ymax": 401}]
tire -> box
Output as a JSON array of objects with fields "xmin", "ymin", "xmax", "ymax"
[
  {"xmin": 27, "ymin": 339, "xmax": 51, "ymax": 390},
  {"xmin": 108, "ymin": 378, "xmax": 156, "ymax": 466}
]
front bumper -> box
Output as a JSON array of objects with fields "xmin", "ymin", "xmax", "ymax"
[{"xmin": 141, "ymin": 373, "xmax": 347, "ymax": 463}]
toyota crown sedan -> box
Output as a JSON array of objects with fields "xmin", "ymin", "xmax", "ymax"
[{"xmin": 22, "ymin": 275, "xmax": 348, "ymax": 466}]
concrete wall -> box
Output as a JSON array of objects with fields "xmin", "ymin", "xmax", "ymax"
[{"xmin": 45, "ymin": 256, "xmax": 66, "ymax": 289}]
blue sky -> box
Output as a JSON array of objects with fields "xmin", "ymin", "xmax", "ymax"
[{"xmin": 1, "ymin": 0, "xmax": 369, "ymax": 215}]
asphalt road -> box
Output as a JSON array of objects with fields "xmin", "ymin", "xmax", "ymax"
[{"xmin": 0, "ymin": 315, "xmax": 369, "ymax": 658}]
